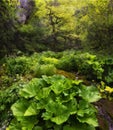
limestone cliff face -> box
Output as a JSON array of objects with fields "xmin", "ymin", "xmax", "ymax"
[{"xmin": 17, "ymin": 0, "xmax": 35, "ymax": 23}]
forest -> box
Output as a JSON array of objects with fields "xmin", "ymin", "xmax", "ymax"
[{"xmin": 0, "ymin": 0, "xmax": 113, "ymax": 130}]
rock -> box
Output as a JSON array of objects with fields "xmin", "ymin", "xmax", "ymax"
[{"xmin": 96, "ymin": 99, "xmax": 113, "ymax": 130}]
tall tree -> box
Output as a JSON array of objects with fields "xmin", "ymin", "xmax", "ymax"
[
  {"xmin": 75, "ymin": 0, "xmax": 113, "ymax": 50},
  {"xmin": 33, "ymin": 0, "xmax": 80, "ymax": 46},
  {"xmin": 0, "ymin": 0, "xmax": 17, "ymax": 56}
]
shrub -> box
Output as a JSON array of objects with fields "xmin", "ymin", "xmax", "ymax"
[
  {"xmin": 56, "ymin": 54, "xmax": 77, "ymax": 71},
  {"xmin": 5, "ymin": 56, "xmax": 31, "ymax": 76},
  {"xmin": 40, "ymin": 57, "xmax": 59, "ymax": 65},
  {"xmin": 34, "ymin": 64, "xmax": 57, "ymax": 77},
  {"xmin": 57, "ymin": 52, "xmax": 104, "ymax": 80},
  {"xmin": 0, "ymin": 82, "xmax": 24, "ymax": 128},
  {"xmin": 104, "ymin": 70, "xmax": 113, "ymax": 84},
  {"xmin": 75, "ymin": 53, "xmax": 103, "ymax": 79},
  {"xmin": 8, "ymin": 75, "xmax": 101, "ymax": 130},
  {"xmin": 102, "ymin": 58, "xmax": 113, "ymax": 84}
]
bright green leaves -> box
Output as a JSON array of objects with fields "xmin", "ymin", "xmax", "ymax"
[
  {"xmin": 9, "ymin": 75, "xmax": 100, "ymax": 129},
  {"xmin": 51, "ymin": 81, "xmax": 67, "ymax": 94},
  {"xmin": 77, "ymin": 114, "xmax": 98, "ymax": 127},
  {"xmin": 35, "ymin": 87, "xmax": 51, "ymax": 100},
  {"xmin": 19, "ymin": 78, "xmax": 46, "ymax": 98},
  {"xmin": 11, "ymin": 100, "xmax": 38, "ymax": 130},
  {"xmin": 24, "ymin": 102, "xmax": 39, "ymax": 116},
  {"xmin": 77, "ymin": 100, "xmax": 96, "ymax": 117},
  {"xmin": 77, "ymin": 100, "xmax": 98, "ymax": 127},
  {"xmin": 17, "ymin": 116, "xmax": 37, "ymax": 130},
  {"xmin": 33, "ymin": 0, "xmax": 78, "ymax": 46},
  {"xmin": 42, "ymin": 99, "xmax": 77, "ymax": 125},
  {"xmin": 42, "ymin": 74, "xmax": 65, "ymax": 84},
  {"xmin": 42, "ymin": 100, "xmax": 70, "ymax": 124},
  {"xmin": 51, "ymin": 77, "xmax": 73, "ymax": 95},
  {"xmin": 11, "ymin": 100, "xmax": 38, "ymax": 117},
  {"xmin": 57, "ymin": 52, "xmax": 104, "ymax": 80},
  {"xmin": 76, "ymin": 85, "xmax": 101, "ymax": 127},
  {"xmin": 65, "ymin": 99, "xmax": 77, "ymax": 115},
  {"xmin": 79, "ymin": 85, "xmax": 101, "ymax": 102},
  {"xmin": 11, "ymin": 99, "xmax": 29, "ymax": 117}
]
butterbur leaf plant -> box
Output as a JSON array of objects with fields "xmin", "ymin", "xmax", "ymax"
[{"xmin": 8, "ymin": 75, "xmax": 101, "ymax": 130}]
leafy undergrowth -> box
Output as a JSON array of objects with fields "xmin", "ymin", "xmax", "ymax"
[
  {"xmin": 0, "ymin": 50, "xmax": 113, "ymax": 129},
  {"xmin": 8, "ymin": 75, "xmax": 100, "ymax": 130}
]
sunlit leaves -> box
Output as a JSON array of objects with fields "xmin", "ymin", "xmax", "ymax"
[
  {"xmin": 34, "ymin": 0, "xmax": 76, "ymax": 34},
  {"xmin": 18, "ymin": 116, "xmax": 37, "ymax": 130},
  {"xmin": 11, "ymin": 100, "xmax": 38, "ymax": 129},
  {"xmin": 10, "ymin": 75, "xmax": 100, "ymax": 129},
  {"xmin": 79, "ymin": 85, "xmax": 101, "ymax": 102},
  {"xmin": 11, "ymin": 99, "xmax": 29, "ymax": 117},
  {"xmin": 51, "ymin": 78, "xmax": 73, "ymax": 95},
  {"xmin": 77, "ymin": 114, "xmax": 98, "ymax": 127},
  {"xmin": 43, "ymin": 100, "xmax": 70, "ymax": 124},
  {"xmin": 77, "ymin": 100, "xmax": 98, "ymax": 126},
  {"xmin": 24, "ymin": 102, "xmax": 39, "ymax": 116},
  {"xmin": 19, "ymin": 78, "xmax": 45, "ymax": 98}
]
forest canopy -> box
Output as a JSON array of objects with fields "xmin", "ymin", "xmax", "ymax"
[{"xmin": 0, "ymin": 0, "xmax": 113, "ymax": 56}]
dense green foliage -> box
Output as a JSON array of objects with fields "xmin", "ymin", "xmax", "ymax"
[
  {"xmin": 1, "ymin": 0, "xmax": 113, "ymax": 55},
  {"xmin": 0, "ymin": 50, "xmax": 113, "ymax": 129},
  {"xmin": 75, "ymin": 0, "xmax": 113, "ymax": 50},
  {"xmin": 1, "ymin": 0, "xmax": 113, "ymax": 129},
  {"xmin": 56, "ymin": 52, "xmax": 104, "ymax": 79},
  {"xmin": 8, "ymin": 75, "xmax": 100, "ymax": 130},
  {"xmin": 0, "ymin": 0, "xmax": 17, "ymax": 56}
]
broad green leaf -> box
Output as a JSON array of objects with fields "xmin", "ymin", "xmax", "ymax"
[
  {"xmin": 11, "ymin": 99, "xmax": 29, "ymax": 117},
  {"xmin": 42, "ymin": 87, "xmax": 51, "ymax": 97},
  {"xmin": 35, "ymin": 87, "xmax": 51, "ymax": 100},
  {"xmin": 51, "ymin": 112, "xmax": 69, "ymax": 125},
  {"xmin": 77, "ymin": 101, "xmax": 98, "ymax": 127},
  {"xmin": 77, "ymin": 100, "xmax": 97, "ymax": 117},
  {"xmin": 45, "ymin": 100, "xmax": 68, "ymax": 114},
  {"xmin": 51, "ymin": 78, "xmax": 73, "ymax": 95},
  {"xmin": 8, "ymin": 119, "xmax": 22, "ymax": 130},
  {"xmin": 42, "ymin": 111, "xmax": 53, "ymax": 120},
  {"xmin": 36, "ymin": 100, "xmax": 47, "ymax": 109},
  {"xmin": 11, "ymin": 100, "xmax": 37, "ymax": 129},
  {"xmin": 66, "ymin": 99, "xmax": 77, "ymax": 115},
  {"xmin": 24, "ymin": 102, "xmax": 39, "ymax": 116},
  {"xmin": 36, "ymin": 97, "xmax": 54, "ymax": 110},
  {"xmin": 51, "ymin": 113, "xmax": 69, "ymax": 125},
  {"xmin": 79, "ymin": 85, "xmax": 101, "ymax": 102},
  {"xmin": 42, "ymin": 75, "xmax": 66, "ymax": 84},
  {"xmin": 51, "ymin": 81, "xmax": 65, "ymax": 94},
  {"xmin": 72, "ymin": 80, "xmax": 83, "ymax": 85},
  {"xmin": 19, "ymin": 116, "xmax": 37, "ymax": 130},
  {"xmin": 19, "ymin": 78, "xmax": 45, "ymax": 98},
  {"xmin": 43, "ymin": 100, "xmax": 70, "ymax": 124},
  {"xmin": 77, "ymin": 114, "xmax": 98, "ymax": 127},
  {"xmin": 57, "ymin": 98, "xmax": 77, "ymax": 116},
  {"xmin": 56, "ymin": 87, "xmax": 78, "ymax": 103}
]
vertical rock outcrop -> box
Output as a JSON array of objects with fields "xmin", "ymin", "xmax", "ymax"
[{"xmin": 17, "ymin": 0, "xmax": 35, "ymax": 23}]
